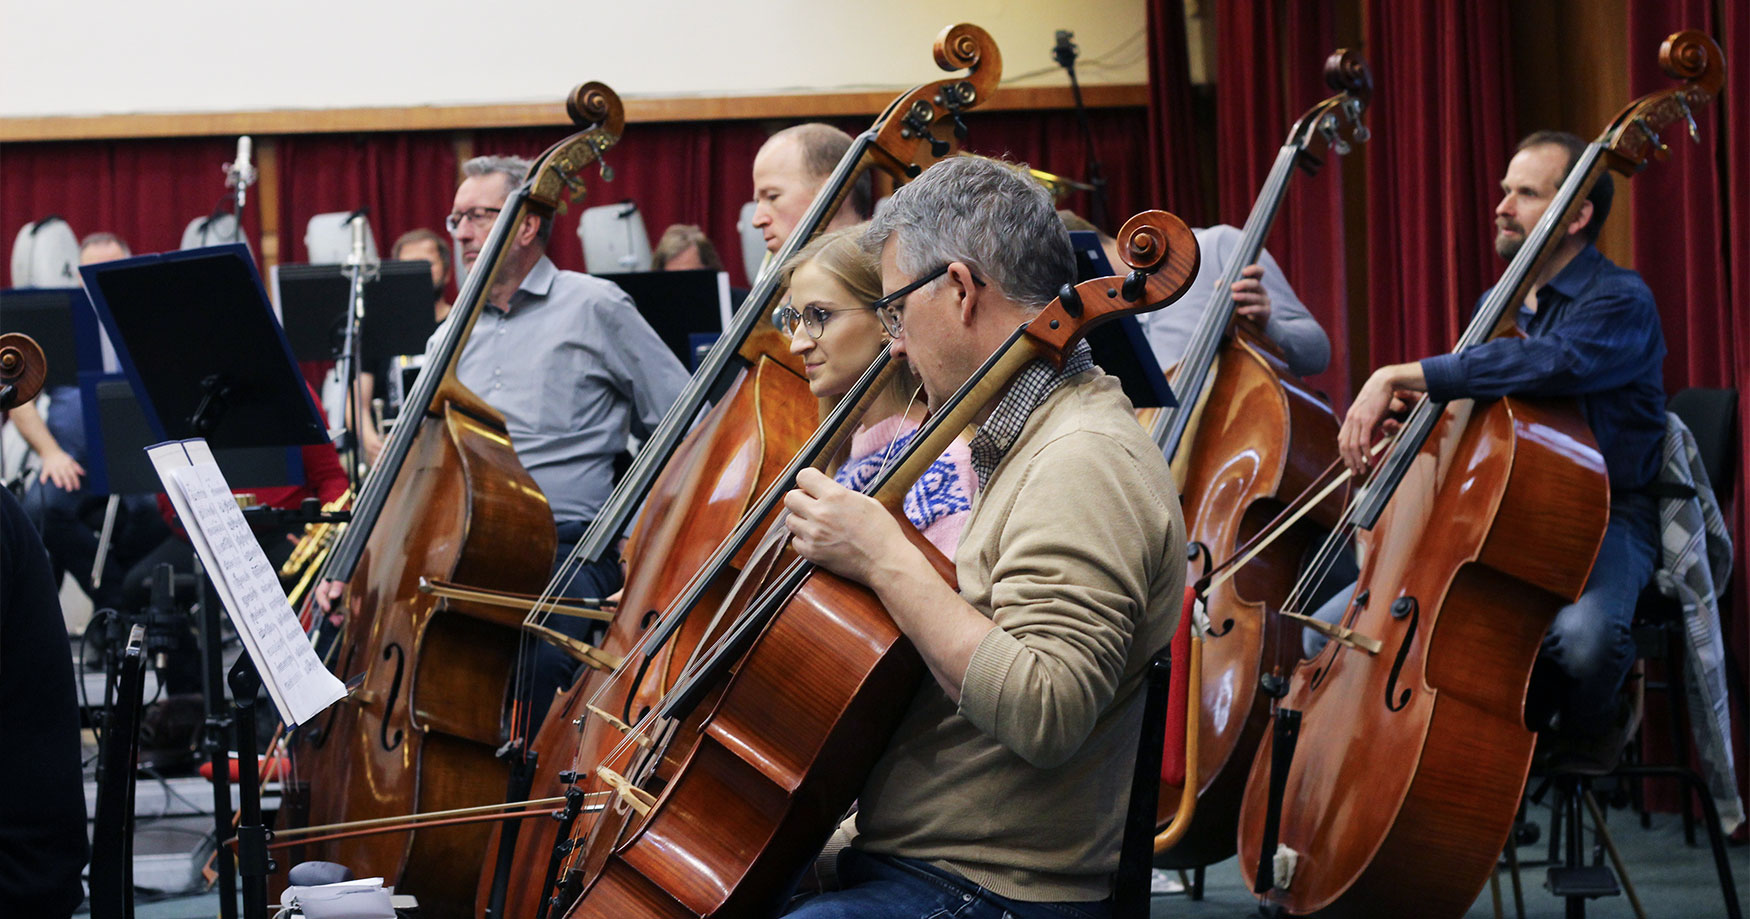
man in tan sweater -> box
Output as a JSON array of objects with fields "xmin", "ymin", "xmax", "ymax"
[{"xmin": 782, "ymin": 155, "xmax": 1186, "ymax": 918}]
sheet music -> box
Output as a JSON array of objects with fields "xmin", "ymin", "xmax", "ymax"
[{"xmin": 148, "ymin": 439, "xmax": 345, "ymax": 727}]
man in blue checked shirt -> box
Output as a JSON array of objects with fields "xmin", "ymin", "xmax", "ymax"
[{"xmin": 1328, "ymin": 130, "xmax": 1666, "ymax": 748}]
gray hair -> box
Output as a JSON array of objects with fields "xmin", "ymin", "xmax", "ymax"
[
  {"xmin": 462, "ymin": 154, "xmax": 552, "ymax": 245},
  {"xmin": 863, "ymin": 155, "xmax": 1073, "ymax": 310}
]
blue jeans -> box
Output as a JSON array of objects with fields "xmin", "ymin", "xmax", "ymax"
[
  {"xmin": 785, "ymin": 850, "xmax": 1111, "ymax": 919},
  {"xmin": 1528, "ymin": 493, "xmax": 1658, "ymax": 733},
  {"xmin": 1301, "ymin": 494, "xmax": 1658, "ymax": 735}
]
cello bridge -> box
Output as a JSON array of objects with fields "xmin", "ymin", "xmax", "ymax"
[{"xmin": 595, "ymin": 766, "xmax": 657, "ymax": 816}]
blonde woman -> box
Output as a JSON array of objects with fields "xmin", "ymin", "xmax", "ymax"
[{"xmin": 775, "ymin": 226, "xmax": 977, "ymax": 554}]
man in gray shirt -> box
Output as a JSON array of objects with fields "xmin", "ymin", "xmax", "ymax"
[
  {"xmin": 439, "ymin": 154, "xmax": 690, "ymax": 703},
  {"xmin": 1068, "ymin": 216, "xmax": 1330, "ymax": 378}
]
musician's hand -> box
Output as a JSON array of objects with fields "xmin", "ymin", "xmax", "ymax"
[
  {"xmin": 784, "ymin": 468, "xmax": 916, "ymax": 585},
  {"xmin": 1339, "ymin": 362, "xmax": 1427, "ymax": 476},
  {"xmin": 361, "ymin": 424, "xmax": 384, "ymax": 466},
  {"xmin": 1230, "ymin": 264, "xmax": 1272, "ymax": 325},
  {"xmin": 313, "ymin": 579, "xmax": 346, "ymax": 613},
  {"xmin": 39, "ymin": 449, "xmax": 85, "ymax": 491}
]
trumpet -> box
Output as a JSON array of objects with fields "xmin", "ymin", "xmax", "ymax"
[{"xmin": 280, "ymin": 488, "xmax": 353, "ymax": 602}]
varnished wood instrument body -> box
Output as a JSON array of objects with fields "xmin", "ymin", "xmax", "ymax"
[
  {"xmin": 1149, "ymin": 49, "xmax": 1370, "ymax": 868},
  {"xmin": 287, "ymin": 83, "xmax": 624, "ymax": 918},
  {"xmin": 1236, "ymin": 395, "xmax": 1605, "ymax": 915},
  {"xmin": 1235, "ymin": 32, "xmax": 1722, "ymax": 916},
  {"xmin": 1156, "ymin": 325, "xmax": 1344, "ymax": 867}
]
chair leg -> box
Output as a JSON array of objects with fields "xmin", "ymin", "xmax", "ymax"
[
  {"xmin": 1581, "ymin": 790, "xmax": 1647, "ymax": 919},
  {"xmin": 1666, "ymin": 641, "xmax": 1698, "ymax": 845},
  {"xmin": 1615, "ymin": 763, "xmax": 1744, "ymax": 919},
  {"xmin": 1506, "ymin": 832, "xmax": 1526, "ymax": 919}
]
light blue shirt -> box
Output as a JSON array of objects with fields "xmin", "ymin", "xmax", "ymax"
[
  {"xmin": 1134, "ymin": 224, "xmax": 1331, "ymax": 378},
  {"xmin": 426, "ymin": 256, "xmax": 689, "ymax": 524}
]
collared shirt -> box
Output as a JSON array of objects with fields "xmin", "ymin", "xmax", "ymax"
[
  {"xmin": 425, "ymin": 256, "xmax": 689, "ymax": 524},
  {"xmin": 1420, "ymin": 244, "xmax": 1667, "ymax": 491},
  {"xmin": 967, "ymin": 341, "xmax": 1094, "ymax": 487},
  {"xmin": 1133, "ymin": 225, "xmax": 1331, "ymax": 378}
]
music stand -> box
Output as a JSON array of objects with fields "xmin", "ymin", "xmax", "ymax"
[
  {"xmin": 596, "ymin": 269, "xmax": 730, "ymax": 369},
  {"xmin": 81, "ymin": 244, "xmax": 328, "ymax": 447},
  {"xmin": 272, "ymin": 260, "xmax": 439, "ymax": 370},
  {"xmin": 82, "ymin": 375, "xmax": 302, "ymax": 496},
  {"xmin": 1071, "ymin": 231, "xmax": 1177, "ymax": 409},
  {"xmin": 82, "ymin": 243, "xmax": 338, "ymax": 919}
]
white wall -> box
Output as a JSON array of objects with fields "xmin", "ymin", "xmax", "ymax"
[{"xmin": 0, "ymin": 1, "xmax": 1147, "ymax": 119}]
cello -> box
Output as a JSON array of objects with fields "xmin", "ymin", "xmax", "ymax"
[
  {"xmin": 482, "ymin": 25, "xmax": 1003, "ymax": 919},
  {"xmin": 1149, "ymin": 50, "xmax": 1371, "ymax": 869},
  {"xmin": 284, "ymin": 83, "xmax": 626, "ymax": 917},
  {"xmin": 552, "ymin": 210, "xmax": 1200, "ymax": 918},
  {"xmin": 1234, "ymin": 32, "xmax": 1724, "ymax": 917}
]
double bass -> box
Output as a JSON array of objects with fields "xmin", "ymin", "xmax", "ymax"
[
  {"xmin": 1150, "ymin": 49, "xmax": 1371, "ymax": 869},
  {"xmin": 284, "ymin": 83, "xmax": 627, "ymax": 917},
  {"xmin": 481, "ymin": 25, "xmax": 1004, "ymax": 918},
  {"xmin": 1235, "ymin": 32, "xmax": 1723, "ymax": 917},
  {"xmin": 554, "ymin": 209, "xmax": 1201, "ymax": 918}
]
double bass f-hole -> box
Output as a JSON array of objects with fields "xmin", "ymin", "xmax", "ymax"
[
  {"xmin": 1188, "ymin": 543, "xmax": 1233, "ymax": 637},
  {"xmin": 379, "ymin": 643, "xmax": 406, "ymax": 752},
  {"xmin": 1383, "ymin": 596, "xmax": 1418, "ymax": 712}
]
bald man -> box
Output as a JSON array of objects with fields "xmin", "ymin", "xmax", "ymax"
[{"xmin": 750, "ymin": 123, "xmax": 872, "ymax": 254}]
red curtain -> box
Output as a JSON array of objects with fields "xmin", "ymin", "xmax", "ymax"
[
  {"xmin": 1624, "ymin": 0, "xmax": 1748, "ymax": 827},
  {"xmin": 1213, "ymin": 0, "xmax": 1352, "ymax": 402},
  {"xmin": 274, "ymin": 132, "xmax": 460, "ymax": 268},
  {"xmin": 1146, "ymin": 0, "xmax": 1207, "ymax": 224},
  {"xmin": 1362, "ymin": 0, "xmax": 1516, "ymax": 370},
  {"xmin": 0, "ymin": 135, "xmax": 264, "ymax": 278},
  {"xmin": 3, "ymin": 106, "xmax": 1150, "ymax": 299},
  {"xmin": 471, "ymin": 106, "xmax": 1154, "ymax": 290}
]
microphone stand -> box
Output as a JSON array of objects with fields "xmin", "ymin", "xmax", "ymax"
[
  {"xmin": 337, "ymin": 210, "xmax": 376, "ymax": 490},
  {"xmin": 1053, "ymin": 31, "xmax": 1111, "ymax": 230}
]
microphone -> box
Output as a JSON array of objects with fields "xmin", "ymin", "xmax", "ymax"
[
  {"xmin": 343, "ymin": 209, "xmax": 379, "ymax": 281},
  {"xmin": 1052, "ymin": 30, "xmax": 1078, "ymax": 71},
  {"xmin": 224, "ymin": 135, "xmax": 257, "ymax": 208}
]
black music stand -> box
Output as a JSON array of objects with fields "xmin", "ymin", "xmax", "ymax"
[
  {"xmin": 81, "ymin": 375, "xmax": 302, "ymax": 496},
  {"xmin": 597, "ymin": 269, "xmax": 730, "ymax": 370},
  {"xmin": 88, "ymin": 624, "xmax": 146, "ymax": 919},
  {"xmin": 1070, "ymin": 231, "xmax": 1177, "ymax": 410},
  {"xmin": 83, "ymin": 244, "xmax": 338, "ymax": 919},
  {"xmin": 80, "ymin": 244, "xmax": 328, "ymax": 447},
  {"xmin": 273, "ymin": 259, "xmax": 439, "ymax": 369}
]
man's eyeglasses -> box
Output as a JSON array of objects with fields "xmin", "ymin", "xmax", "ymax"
[
  {"xmin": 872, "ymin": 264, "xmax": 984, "ymax": 338},
  {"xmin": 444, "ymin": 207, "xmax": 502, "ymax": 233},
  {"xmin": 774, "ymin": 303, "xmax": 867, "ymax": 340}
]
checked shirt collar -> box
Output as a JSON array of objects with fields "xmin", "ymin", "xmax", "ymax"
[{"xmin": 967, "ymin": 340, "xmax": 1094, "ymax": 489}]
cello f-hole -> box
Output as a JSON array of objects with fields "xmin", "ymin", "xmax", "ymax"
[
  {"xmin": 379, "ymin": 643, "xmax": 406, "ymax": 752},
  {"xmin": 1383, "ymin": 597, "xmax": 1419, "ymax": 712}
]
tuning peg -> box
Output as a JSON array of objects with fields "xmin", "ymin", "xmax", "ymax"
[
  {"xmin": 598, "ymin": 156, "xmax": 615, "ymax": 184},
  {"xmin": 1354, "ymin": 125, "xmax": 1372, "ymax": 144},
  {"xmin": 1058, "ymin": 281, "xmax": 1084, "ymax": 318},
  {"xmin": 1676, "ymin": 94, "xmax": 1701, "ymax": 143},
  {"xmin": 930, "ymin": 135, "xmax": 951, "ymax": 157},
  {"xmin": 1121, "ymin": 269, "xmax": 1150, "ymax": 302},
  {"xmin": 950, "ymin": 113, "xmax": 969, "ymax": 141},
  {"xmin": 1634, "ymin": 117, "xmax": 1669, "ymax": 156}
]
